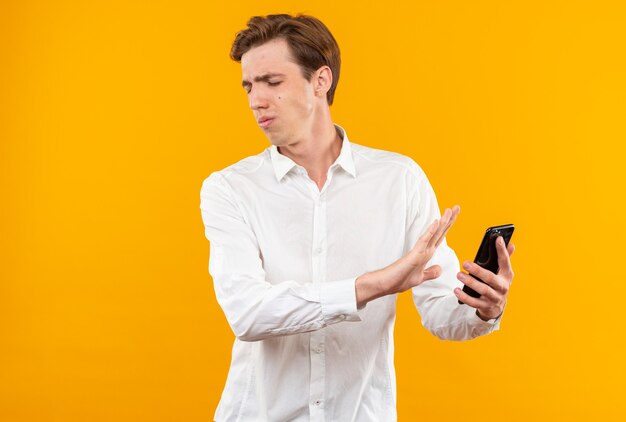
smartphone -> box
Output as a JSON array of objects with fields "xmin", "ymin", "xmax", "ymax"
[{"xmin": 458, "ymin": 224, "xmax": 515, "ymax": 305}]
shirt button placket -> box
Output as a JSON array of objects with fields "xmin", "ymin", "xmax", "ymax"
[{"xmin": 309, "ymin": 192, "xmax": 327, "ymax": 421}]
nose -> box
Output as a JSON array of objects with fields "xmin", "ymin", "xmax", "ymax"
[{"xmin": 248, "ymin": 86, "xmax": 269, "ymax": 110}]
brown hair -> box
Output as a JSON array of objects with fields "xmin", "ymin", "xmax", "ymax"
[{"xmin": 230, "ymin": 14, "xmax": 341, "ymax": 105}]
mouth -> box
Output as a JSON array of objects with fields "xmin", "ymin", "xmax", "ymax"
[{"xmin": 258, "ymin": 117, "xmax": 275, "ymax": 129}]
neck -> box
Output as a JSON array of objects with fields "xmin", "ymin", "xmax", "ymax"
[{"xmin": 277, "ymin": 113, "xmax": 343, "ymax": 190}]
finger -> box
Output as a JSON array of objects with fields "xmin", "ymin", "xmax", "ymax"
[
  {"xmin": 414, "ymin": 219, "xmax": 440, "ymax": 254},
  {"xmin": 423, "ymin": 265, "xmax": 442, "ymax": 281},
  {"xmin": 496, "ymin": 236, "xmax": 514, "ymax": 280},
  {"xmin": 434, "ymin": 205, "xmax": 460, "ymax": 248},
  {"xmin": 507, "ymin": 242, "xmax": 515, "ymax": 258},
  {"xmin": 428, "ymin": 205, "xmax": 459, "ymax": 249},
  {"xmin": 462, "ymin": 261, "xmax": 505, "ymax": 293},
  {"xmin": 430, "ymin": 208, "xmax": 452, "ymax": 247},
  {"xmin": 456, "ymin": 272, "xmax": 500, "ymax": 303},
  {"xmin": 454, "ymin": 287, "xmax": 488, "ymax": 309}
]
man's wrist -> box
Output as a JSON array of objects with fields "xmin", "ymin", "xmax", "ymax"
[
  {"xmin": 476, "ymin": 309, "xmax": 502, "ymax": 322},
  {"xmin": 355, "ymin": 271, "xmax": 386, "ymax": 308}
]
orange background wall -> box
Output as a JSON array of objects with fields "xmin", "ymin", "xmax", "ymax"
[{"xmin": 1, "ymin": 1, "xmax": 625, "ymax": 420}]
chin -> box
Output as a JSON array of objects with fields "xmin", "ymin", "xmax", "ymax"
[{"xmin": 265, "ymin": 133, "xmax": 287, "ymax": 147}]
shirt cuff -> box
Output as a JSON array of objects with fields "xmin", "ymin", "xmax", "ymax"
[
  {"xmin": 467, "ymin": 306, "xmax": 504, "ymax": 337},
  {"xmin": 319, "ymin": 277, "xmax": 362, "ymax": 324}
]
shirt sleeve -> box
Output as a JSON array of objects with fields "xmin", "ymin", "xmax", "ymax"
[
  {"xmin": 404, "ymin": 161, "xmax": 503, "ymax": 341},
  {"xmin": 200, "ymin": 172, "xmax": 361, "ymax": 342}
]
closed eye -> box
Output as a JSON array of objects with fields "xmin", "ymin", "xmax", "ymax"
[
  {"xmin": 242, "ymin": 73, "xmax": 286, "ymax": 93},
  {"xmin": 242, "ymin": 81, "xmax": 281, "ymax": 94}
]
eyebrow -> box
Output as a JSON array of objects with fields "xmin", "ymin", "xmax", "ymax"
[{"xmin": 241, "ymin": 73, "xmax": 286, "ymax": 88}]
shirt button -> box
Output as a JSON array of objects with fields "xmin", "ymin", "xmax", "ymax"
[
  {"xmin": 315, "ymin": 247, "xmax": 323, "ymax": 254},
  {"xmin": 316, "ymin": 346, "xmax": 323, "ymax": 353},
  {"xmin": 314, "ymin": 400, "xmax": 322, "ymax": 406}
]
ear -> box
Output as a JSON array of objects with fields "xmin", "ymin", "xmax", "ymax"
[{"xmin": 313, "ymin": 65, "xmax": 333, "ymax": 99}]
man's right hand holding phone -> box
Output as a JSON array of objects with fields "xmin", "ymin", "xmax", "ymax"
[{"xmin": 454, "ymin": 237, "xmax": 516, "ymax": 321}]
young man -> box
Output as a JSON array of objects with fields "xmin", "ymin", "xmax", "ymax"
[{"xmin": 200, "ymin": 14, "xmax": 515, "ymax": 422}]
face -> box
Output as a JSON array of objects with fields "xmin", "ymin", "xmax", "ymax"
[{"xmin": 241, "ymin": 38, "xmax": 324, "ymax": 146}]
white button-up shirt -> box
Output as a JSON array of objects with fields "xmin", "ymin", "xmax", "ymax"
[{"xmin": 200, "ymin": 125, "xmax": 501, "ymax": 422}]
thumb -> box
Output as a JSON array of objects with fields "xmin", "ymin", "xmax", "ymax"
[{"xmin": 422, "ymin": 265, "xmax": 442, "ymax": 282}]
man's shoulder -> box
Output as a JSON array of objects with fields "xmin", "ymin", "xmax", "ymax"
[
  {"xmin": 205, "ymin": 148, "xmax": 269, "ymax": 180},
  {"xmin": 216, "ymin": 148, "xmax": 268, "ymax": 176},
  {"xmin": 350, "ymin": 142, "xmax": 426, "ymax": 179},
  {"xmin": 200, "ymin": 148, "xmax": 270, "ymax": 193}
]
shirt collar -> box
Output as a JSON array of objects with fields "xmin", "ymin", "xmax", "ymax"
[{"xmin": 269, "ymin": 124, "xmax": 357, "ymax": 182}]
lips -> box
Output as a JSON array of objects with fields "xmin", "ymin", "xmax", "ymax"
[{"xmin": 257, "ymin": 116, "xmax": 275, "ymax": 129}]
